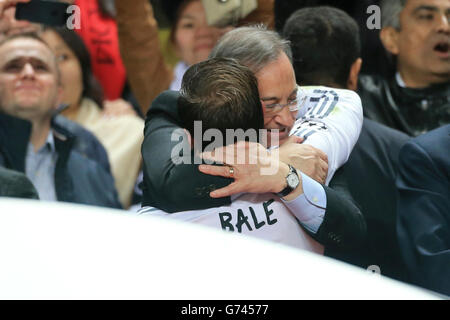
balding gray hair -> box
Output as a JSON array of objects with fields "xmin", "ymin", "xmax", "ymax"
[
  {"xmin": 209, "ymin": 25, "xmax": 293, "ymax": 74},
  {"xmin": 381, "ymin": 0, "xmax": 407, "ymax": 29}
]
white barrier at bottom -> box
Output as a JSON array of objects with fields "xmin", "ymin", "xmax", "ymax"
[{"xmin": 0, "ymin": 198, "xmax": 440, "ymax": 300}]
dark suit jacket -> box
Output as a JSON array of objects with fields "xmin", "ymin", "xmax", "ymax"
[
  {"xmin": 358, "ymin": 75, "xmax": 450, "ymax": 137},
  {"xmin": 0, "ymin": 167, "xmax": 39, "ymax": 200},
  {"xmin": 397, "ymin": 125, "xmax": 450, "ymax": 296},
  {"xmin": 327, "ymin": 119, "xmax": 410, "ymax": 281},
  {"xmin": 141, "ymin": 90, "xmax": 366, "ymax": 250},
  {"xmin": 0, "ymin": 112, "xmax": 122, "ymax": 209}
]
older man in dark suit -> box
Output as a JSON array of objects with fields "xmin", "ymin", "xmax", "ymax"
[{"xmin": 282, "ymin": 6, "xmax": 411, "ymax": 281}]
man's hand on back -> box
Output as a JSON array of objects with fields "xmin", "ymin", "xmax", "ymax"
[{"xmin": 198, "ymin": 141, "xmax": 300, "ymax": 198}]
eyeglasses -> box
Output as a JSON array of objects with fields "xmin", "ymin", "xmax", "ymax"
[{"xmin": 261, "ymin": 87, "xmax": 307, "ymax": 116}]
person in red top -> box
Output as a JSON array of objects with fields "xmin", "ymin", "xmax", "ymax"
[{"xmin": 74, "ymin": 0, "xmax": 126, "ymax": 101}]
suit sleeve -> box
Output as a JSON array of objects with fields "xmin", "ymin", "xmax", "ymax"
[
  {"xmin": 316, "ymin": 167, "xmax": 367, "ymax": 250},
  {"xmin": 141, "ymin": 93, "xmax": 232, "ymax": 212},
  {"xmin": 397, "ymin": 141, "xmax": 450, "ymax": 295},
  {"xmin": 282, "ymin": 169, "xmax": 367, "ymax": 250}
]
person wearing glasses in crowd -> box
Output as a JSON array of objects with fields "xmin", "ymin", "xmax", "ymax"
[{"xmin": 0, "ymin": 32, "xmax": 121, "ymax": 208}]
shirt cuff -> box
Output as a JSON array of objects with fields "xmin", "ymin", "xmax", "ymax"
[{"xmin": 281, "ymin": 172, "xmax": 326, "ymax": 234}]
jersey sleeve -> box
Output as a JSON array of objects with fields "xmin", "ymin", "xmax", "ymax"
[{"xmin": 290, "ymin": 86, "xmax": 363, "ymax": 184}]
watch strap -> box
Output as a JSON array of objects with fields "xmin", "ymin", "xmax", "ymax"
[{"xmin": 276, "ymin": 165, "xmax": 299, "ymax": 197}]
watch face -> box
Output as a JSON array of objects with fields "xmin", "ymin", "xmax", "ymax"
[{"xmin": 287, "ymin": 173, "xmax": 300, "ymax": 189}]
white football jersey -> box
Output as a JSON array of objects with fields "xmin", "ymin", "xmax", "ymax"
[
  {"xmin": 293, "ymin": 86, "xmax": 363, "ymax": 184},
  {"xmin": 139, "ymin": 193, "xmax": 324, "ymax": 254}
]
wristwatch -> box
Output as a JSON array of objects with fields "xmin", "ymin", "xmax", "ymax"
[{"xmin": 276, "ymin": 165, "xmax": 300, "ymax": 197}]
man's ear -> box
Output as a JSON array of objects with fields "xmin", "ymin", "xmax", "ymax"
[
  {"xmin": 347, "ymin": 58, "xmax": 362, "ymax": 91},
  {"xmin": 380, "ymin": 27, "xmax": 400, "ymax": 55}
]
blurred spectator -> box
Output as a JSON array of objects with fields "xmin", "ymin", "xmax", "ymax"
[
  {"xmin": 58, "ymin": 0, "xmax": 139, "ymax": 118},
  {"xmin": 115, "ymin": 0, "xmax": 274, "ymax": 114},
  {"xmin": 0, "ymin": 0, "xmax": 114, "ymax": 176},
  {"xmin": 0, "ymin": 0, "xmax": 137, "ymax": 117},
  {"xmin": 282, "ymin": 5, "xmax": 362, "ymax": 91},
  {"xmin": 273, "ymin": 0, "xmax": 392, "ymax": 77},
  {"xmin": 0, "ymin": 166, "xmax": 39, "ymax": 200},
  {"xmin": 0, "ymin": 33, "xmax": 121, "ymax": 208},
  {"xmin": 73, "ymin": 0, "xmax": 123, "ymax": 99},
  {"xmin": 358, "ymin": 0, "xmax": 450, "ymax": 136},
  {"xmin": 397, "ymin": 124, "xmax": 450, "ymax": 295},
  {"xmin": 283, "ymin": 6, "xmax": 411, "ymax": 281},
  {"xmin": 41, "ymin": 27, "xmax": 144, "ymax": 208}
]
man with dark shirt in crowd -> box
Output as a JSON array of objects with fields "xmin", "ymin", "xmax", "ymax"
[
  {"xmin": 0, "ymin": 33, "xmax": 121, "ymax": 208},
  {"xmin": 282, "ymin": 6, "xmax": 411, "ymax": 281},
  {"xmin": 359, "ymin": 0, "xmax": 450, "ymax": 136},
  {"xmin": 273, "ymin": 0, "xmax": 388, "ymax": 77}
]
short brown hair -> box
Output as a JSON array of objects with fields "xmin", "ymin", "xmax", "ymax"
[{"xmin": 179, "ymin": 57, "xmax": 263, "ymax": 147}]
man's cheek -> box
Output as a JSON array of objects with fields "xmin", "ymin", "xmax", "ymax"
[
  {"xmin": 263, "ymin": 117, "xmax": 272, "ymax": 127},
  {"xmin": 0, "ymin": 84, "xmax": 10, "ymax": 105}
]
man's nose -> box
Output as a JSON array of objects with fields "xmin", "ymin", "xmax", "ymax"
[
  {"xmin": 274, "ymin": 106, "xmax": 295, "ymax": 127},
  {"xmin": 20, "ymin": 63, "xmax": 36, "ymax": 78},
  {"xmin": 195, "ymin": 24, "xmax": 215, "ymax": 39},
  {"xmin": 436, "ymin": 13, "xmax": 450, "ymax": 34}
]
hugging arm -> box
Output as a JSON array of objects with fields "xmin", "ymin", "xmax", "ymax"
[
  {"xmin": 292, "ymin": 88, "xmax": 363, "ymax": 184},
  {"xmin": 199, "ymin": 143, "xmax": 367, "ymax": 250},
  {"xmin": 141, "ymin": 91, "xmax": 231, "ymax": 212}
]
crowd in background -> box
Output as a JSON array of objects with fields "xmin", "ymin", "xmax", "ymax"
[{"xmin": 0, "ymin": 0, "xmax": 448, "ymax": 296}]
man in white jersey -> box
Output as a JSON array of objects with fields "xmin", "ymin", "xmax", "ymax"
[
  {"xmin": 141, "ymin": 26, "xmax": 365, "ymax": 250},
  {"xmin": 141, "ymin": 57, "xmax": 364, "ymax": 253},
  {"xmin": 142, "ymin": 192, "xmax": 323, "ymax": 253}
]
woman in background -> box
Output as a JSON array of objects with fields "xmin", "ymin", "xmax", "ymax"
[
  {"xmin": 41, "ymin": 27, "xmax": 144, "ymax": 208},
  {"xmin": 115, "ymin": 0, "xmax": 274, "ymax": 114},
  {"xmin": 59, "ymin": 0, "xmax": 138, "ymax": 117}
]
